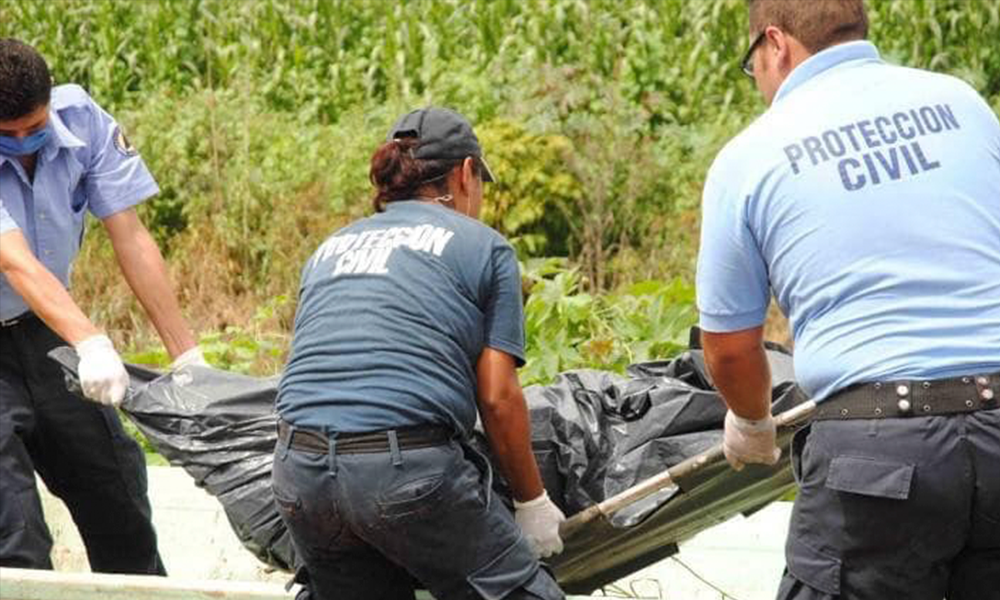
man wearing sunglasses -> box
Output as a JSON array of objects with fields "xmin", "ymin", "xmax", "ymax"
[
  {"xmin": 696, "ymin": 1, "xmax": 1000, "ymax": 599},
  {"xmin": 0, "ymin": 38, "xmax": 205, "ymax": 574}
]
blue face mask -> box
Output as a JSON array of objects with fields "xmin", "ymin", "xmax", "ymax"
[{"xmin": 0, "ymin": 127, "xmax": 50, "ymax": 157}]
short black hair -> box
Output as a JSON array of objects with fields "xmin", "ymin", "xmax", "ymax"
[{"xmin": 0, "ymin": 39, "xmax": 52, "ymax": 121}]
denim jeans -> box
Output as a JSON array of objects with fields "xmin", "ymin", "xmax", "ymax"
[
  {"xmin": 272, "ymin": 433, "xmax": 564, "ymax": 600},
  {"xmin": 0, "ymin": 315, "xmax": 164, "ymax": 574}
]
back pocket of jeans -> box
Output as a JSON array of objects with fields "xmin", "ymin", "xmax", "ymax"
[
  {"xmin": 377, "ymin": 473, "xmax": 448, "ymax": 521},
  {"xmin": 273, "ymin": 485, "xmax": 303, "ymax": 517},
  {"xmin": 272, "ymin": 484, "xmax": 343, "ymax": 552},
  {"xmin": 825, "ymin": 455, "xmax": 914, "ymax": 500}
]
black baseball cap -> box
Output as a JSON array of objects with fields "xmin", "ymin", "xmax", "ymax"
[{"xmin": 386, "ymin": 107, "xmax": 495, "ymax": 183}]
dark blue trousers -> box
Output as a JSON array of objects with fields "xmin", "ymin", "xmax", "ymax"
[
  {"xmin": 777, "ymin": 409, "xmax": 1000, "ymax": 600},
  {"xmin": 273, "ymin": 433, "xmax": 564, "ymax": 600},
  {"xmin": 0, "ymin": 315, "xmax": 165, "ymax": 574}
]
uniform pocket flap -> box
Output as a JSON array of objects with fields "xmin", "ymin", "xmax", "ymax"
[
  {"xmin": 467, "ymin": 540, "xmax": 538, "ymax": 600},
  {"xmin": 786, "ymin": 534, "xmax": 842, "ymax": 596},
  {"xmin": 825, "ymin": 456, "xmax": 914, "ymax": 500}
]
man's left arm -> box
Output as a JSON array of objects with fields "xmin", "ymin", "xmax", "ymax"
[{"xmin": 102, "ymin": 208, "xmax": 199, "ymax": 362}]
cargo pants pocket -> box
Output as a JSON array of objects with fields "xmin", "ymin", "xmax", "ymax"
[
  {"xmin": 825, "ymin": 456, "xmax": 914, "ymax": 500},
  {"xmin": 505, "ymin": 566, "xmax": 565, "ymax": 600},
  {"xmin": 782, "ymin": 533, "xmax": 843, "ymax": 597},
  {"xmin": 466, "ymin": 540, "xmax": 549, "ymax": 600},
  {"xmin": 783, "ymin": 445, "xmax": 916, "ymax": 598}
]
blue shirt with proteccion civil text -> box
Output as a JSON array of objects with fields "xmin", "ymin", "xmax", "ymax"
[
  {"xmin": 696, "ymin": 41, "xmax": 1000, "ymax": 401},
  {"xmin": 276, "ymin": 201, "xmax": 526, "ymax": 435}
]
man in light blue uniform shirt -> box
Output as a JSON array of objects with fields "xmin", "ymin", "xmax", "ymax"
[
  {"xmin": 0, "ymin": 38, "xmax": 204, "ymax": 573},
  {"xmin": 695, "ymin": 1, "xmax": 999, "ymax": 598}
]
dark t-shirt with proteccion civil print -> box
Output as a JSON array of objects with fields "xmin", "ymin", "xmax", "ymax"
[{"xmin": 277, "ymin": 200, "xmax": 525, "ymax": 435}]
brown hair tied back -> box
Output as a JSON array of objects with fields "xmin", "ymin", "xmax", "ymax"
[{"xmin": 369, "ymin": 138, "xmax": 463, "ymax": 212}]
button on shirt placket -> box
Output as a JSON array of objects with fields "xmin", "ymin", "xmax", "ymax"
[
  {"xmin": 9, "ymin": 156, "xmax": 57, "ymax": 269},
  {"xmin": 2, "ymin": 158, "xmax": 40, "ymax": 254},
  {"xmin": 33, "ymin": 160, "xmax": 59, "ymax": 270}
]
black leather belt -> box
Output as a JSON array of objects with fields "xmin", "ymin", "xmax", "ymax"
[
  {"xmin": 815, "ymin": 371, "xmax": 998, "ymax": 420},
  {"xmin": 276, "ymin": 419, "xmax": 453, "ymax": 454}
]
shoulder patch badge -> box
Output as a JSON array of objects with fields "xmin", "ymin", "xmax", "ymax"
[{"xmin": 113, "ymin": 126, "xmax": 138, "ymax": 156}]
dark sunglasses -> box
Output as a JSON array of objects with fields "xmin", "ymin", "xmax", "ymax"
[{"xmin": 740, "ymin": 30, "xmax": 767, "ymax": 77}]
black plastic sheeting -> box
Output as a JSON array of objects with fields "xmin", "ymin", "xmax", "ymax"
[
  {"xmin": 507, "ymin": 342, "xmax": 798, "ymax": 530},
  {"xmin": 48, "ymin": 349, "xmax": 296, "ymax": 571},
  {"xmin": 49, "ymin": 333, "xmax": 805, "ymax": 593},
  {"xmin": 542, "ymin": 346, "xmax": 808, "ymax": 592}
]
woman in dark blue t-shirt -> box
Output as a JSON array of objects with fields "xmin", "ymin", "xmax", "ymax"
[{"xmin": 273, "ymin": 107, "xmax": 566, "ymax": 600}]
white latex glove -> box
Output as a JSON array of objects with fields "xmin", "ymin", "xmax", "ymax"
[
  {"xmin": 75, "ymin": 334, "xmax": 129, "ymax": 407},
  {"xmin": 170, "ymin": 346, "xmax": 208, "ymax": 370},
  {"xmin": 723, "ymin": 409, "xmax": 782, "ymax": 471},
  {"xmin": 514, "ymin": 490, "xmax": 566, "ymax": 558}
]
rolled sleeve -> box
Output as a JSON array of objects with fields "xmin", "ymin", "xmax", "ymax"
[
  {"xmin": 0, "ymin": 198, "xmax": 19, "ymax": 234},
  {"xmin": 83, "ymin": 100, "xmax": 159, "ymax": 219},
  {"xmin": 696, "ymin": 155, "xmax": 771, "ymax": 333},
  {"xmin": 483, "ymin": 243, "xmax": 526, "ymax": 366}
]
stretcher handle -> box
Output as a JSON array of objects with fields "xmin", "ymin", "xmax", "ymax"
[{"xmin": 558, "ymin": 400, "xmax": 817, "ymax": 539}]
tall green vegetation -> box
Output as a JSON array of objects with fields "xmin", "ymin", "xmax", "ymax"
[{"xmin": 4, "ymin": 0, "xmax": 998, "ymax": 382}]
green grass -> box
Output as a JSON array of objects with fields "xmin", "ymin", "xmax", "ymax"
[
  {"xmin": 145, "ymin": 453, "xmax": 169, "ymax": 466},
  {"xmin": 4, "ymin": 0, "xmax": 998, "ymax": 378}
]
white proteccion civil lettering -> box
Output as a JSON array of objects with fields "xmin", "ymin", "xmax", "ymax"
[
  {"xmin": 333, "ymin": 249, "xmax": 357, "ymax": 275},
  {"xmin": 362, "ymin": 228, "xmax": 387, "ymax": 250},
  {"xmin": 335, "ymin": 233, "xmax": 357, "ymax": 254},
  {"xmin": 426, "ymin": 227, "xmax": 455, "ymax": 256},
  {"xmin": 407, "ymin": 224, "xmax": 432, "ymax": 251},
  {"xmin": 350, "ymin": 247, "xmax": 385, "ymax": 274},
  {"xmin": 327, "ymin": 224, "xmax": 456, "ymax": 278},
  {"xmin": 309, "ymin": 240, "xmax": 331, "ymax": 269},
  {"xmin": 348, "ymin": 231, "xmax": 371, "ymax": 251},
  {"xmin": 391, "ymin": 227, "xmax": 412, "ymax": 248},
  {"xmin": 366, "ymin": 246, "xmax": 392, "ymax": 273}
]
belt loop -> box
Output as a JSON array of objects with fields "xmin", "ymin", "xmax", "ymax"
[
  {"xmin": 387, "ymin": 430, "xmax": 403, "ymax": 467},
  {"xmin": 279, "ymin": 423, "xmax": 294, "ymax": 461},
  {"xmin": 326, "ymin": 429, "xmax": 338, "ymax": 478}
]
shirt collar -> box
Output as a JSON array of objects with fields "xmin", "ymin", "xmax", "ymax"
[
  {"xmin": 42, "ymin": 106, "xmax": 86, "ymax": 161},
  {"xmin": 773, "ymin": 40, "xmax": 882, "ymax": 104},
  {"xmin": 385, "ymin": 199, "xmax": 435, "ymax": 211},
  {"xmin": 1, "ymin": 105, "xmax": 87, "ymax": 169}
]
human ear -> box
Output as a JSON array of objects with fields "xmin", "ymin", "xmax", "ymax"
[
  {"xmin": 765, "ymin": 27, "xmax": 799, "ymax": 75},
  {"xmin": 462, "ymin": 157, "xmax": 478, "ymax": 191}
]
